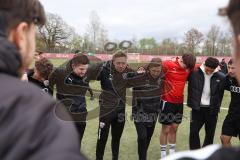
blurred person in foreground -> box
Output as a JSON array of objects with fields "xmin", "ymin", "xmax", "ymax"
[{"xmin": 0, "ymin": 0, "xmax": 86, "ymax": 159}]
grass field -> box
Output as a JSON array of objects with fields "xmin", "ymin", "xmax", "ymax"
[{"xmin": 49, "ymin": 59, "xmax": 239, "ymax": 160}]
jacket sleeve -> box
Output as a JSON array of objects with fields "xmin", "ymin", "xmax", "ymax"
[
  {"xmin": 224, "ymin": 76, "xmax": 231, "ymax": 91},
  {"xmin": 125, "ymin": 71, "xmax": 143, "ymax": 88},
  {"xmin": 49, "ymin": 68, "xmax": 59, "ymax": 91},
  {"xmin": 219, "ymin": 75, "xmax": 227, "ymax": 104},
  {"xmin": 85, "ymin": 62, "xmax": 103, "ymax": 81}
]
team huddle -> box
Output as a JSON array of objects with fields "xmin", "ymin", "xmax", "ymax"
[
  {"xmin": 1, "ymin": 0, "xmax": 240, "ymax": 159},
  {"xmin": 25, "ymin": 51, "xmax": 240, "ymax": 160}
]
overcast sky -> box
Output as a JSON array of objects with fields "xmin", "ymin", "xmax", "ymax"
[{"xmin": 39, "ymin": 0, "xmax": 230, "ymax": 42}]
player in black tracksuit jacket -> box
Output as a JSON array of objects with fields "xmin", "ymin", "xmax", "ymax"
[
  {"xmin": 131, "ymin": 58, "xmax": 164, "ymax": 160},
  {"xmin": 187, "ymin": 58, "xmax": 225, "ymax": 150},
  {"xmin": 221, "ymin": 59, "xmax": 240, "ymax": 146},
  {"xmin": 49, "ymin": 55, "xmax": 93, "ymax": 149},
  {"xmin": 86, "ymin": 52, "xmax": 135, "ymax": 160},
  {"xmin": 27, "ymin": 58, "xmax": 54, "ymax": 95}
]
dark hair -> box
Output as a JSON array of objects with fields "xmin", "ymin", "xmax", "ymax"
[
  {"xmin": 71, "ymin": 55, "xmax": 89, "ymax": 66},
  {"xmin": 182, "ymin": 53, "xmax": 196, "ymax": 70},
  {"xmin": 112, "ymin": 50, "xmax": 127, "ymax": 61},
  {"xmin": 74, "ymin": 50, "xmax": 81, "ymax": 54},
  {"xmin": 36, "ymin": 50, "xmax": 43, "ymax": 55},
  {"xmin": 205, "ymin": 57, "xmax": 220, "ymax": 69},
  {"xmin": 35, "ymin": 58, "xmax": 53, "ymax": 80},
  {"xmin": 0, "ymin": 0, "xmax": 46, "ymax": 35},
  {"xmin": 228, "ymin": 58, "xmax": 234, "ymax": 65},
  {"xmin": 147, "ymin": 58, "xmax": 162, "ymax": 69}
]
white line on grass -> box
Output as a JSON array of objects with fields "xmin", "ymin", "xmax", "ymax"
[{"xmin": 183, "ymin": 103, "xmax": 229, "ymax": 111}]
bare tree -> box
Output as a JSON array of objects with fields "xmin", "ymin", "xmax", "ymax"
[
  {"xmin": 160, "ymin": 38, "xmax": 177, "ymax": 55},
  {"xmin": 86, "ymin": 11, "xmax": 101, "ymax": 51},
  {"xmin": 82, "ymin": 34, "xmax": 92, "ymax": 52},
  {"xmin": 206, "ymin": 25, "xmax": 220, "ymax": 56},
  {"xmin": 86, "ymin": 11, "xmax": 109, "ymax": 52},
  {"xmin": 129, "ymin": 36, "xmax": 138, "ymax": 53},
  {"xmin": 97, "ymin": 26, "xmax": 108, "ymax": 52},
  {"xmin": 38, "ymin": 13, "xmax": 72, "ymax": 52},
  {"xmin": 217, "ymin": 32, "xmax": 232, "ymax": 56},
  {"xmin": 66, "ymin": 28, "xmax": 83, "ymax": 52},
  {"xmin": 36, "ymin": 32, "xmax": 46, "ymax": 51},
  {"xmin": 202, "ymin": 39, "xmax": 212, "ymax": 56},
  {"xmin": 184, "ymin": 28, "xmax": 204, "ymax": 55},
  {"xmin": 178, "ymin": 43, "xmax": 188, "ymax": 55}
]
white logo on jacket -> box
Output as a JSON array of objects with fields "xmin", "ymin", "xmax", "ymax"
[{"xmin": 230, "ymin": 86, "xmax": 240, "ymax": 93}]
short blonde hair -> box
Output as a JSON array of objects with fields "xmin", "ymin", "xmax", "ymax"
[{"xmin": 112, "ymin": 51, "xmax": 127, "ymax": 61}]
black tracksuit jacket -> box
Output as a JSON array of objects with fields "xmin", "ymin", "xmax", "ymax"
[
  {"xmin": 131, "ymin": 72, "xmax": 163, "ymax": 123},
  {"xmin": 86, "ymin": 61, "xmax": 134, "ymax": 122},
  {"xmin": 224, "ymin": 76, "xmax": 240, "ymax": 117},
  {"xmin": 49, "ymin": 62, "xmax": 93, "ymax": 121},
  {"xmin": 187, "ymin": 67, "xmax": 226, "ymax": 115}
]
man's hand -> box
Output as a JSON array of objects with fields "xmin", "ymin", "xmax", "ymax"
[{"xmin": 137, "ymin": 66, "xmax": 146, "ymax": 74}]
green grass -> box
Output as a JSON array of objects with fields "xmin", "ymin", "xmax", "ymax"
[
  {"xmin": 81, "ymin": 86, "xmax": 239, "ymax": 160},
  {"xmin": 49, "ymin": 58, "xmax": 68, "ymax": 66},
  {"xmin": 49, "ymin": 59, "xmax": 239, "ymax": 160}
]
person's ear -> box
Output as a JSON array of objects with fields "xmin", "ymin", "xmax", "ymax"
[
  {"xmin": 71, "ymin": 63, "xmax": 75, "ymax": 70},
  {"xmin": 10, "ymin": 22, "xmax": 28, "ymax": 52}
]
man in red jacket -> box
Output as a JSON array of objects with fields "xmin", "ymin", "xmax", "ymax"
[{"xmin": 159, "ymin": 54, "xmax": 196, "ymax": 158}]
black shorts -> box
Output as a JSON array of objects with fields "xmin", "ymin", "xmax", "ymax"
[
  {"xmin": 222, "ymin": 114, "xmax": 240, "ymax": 138},
  {"xmin": 158, "ymin": 100, "xmax": 183, "ymax": 125}
]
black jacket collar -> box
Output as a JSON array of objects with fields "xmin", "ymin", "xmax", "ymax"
[{"xmin": 0, "ymin": 33, "xmax": 22, "ymax": 77}]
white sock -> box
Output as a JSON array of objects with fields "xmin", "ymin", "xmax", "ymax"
[
  {"xmin": 169, "ymin": 144, "xmax": 176, "ymax": 155},
  {"xmin": 160, "ymin": 145, "xmax": 167, "ymax": 158}
]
